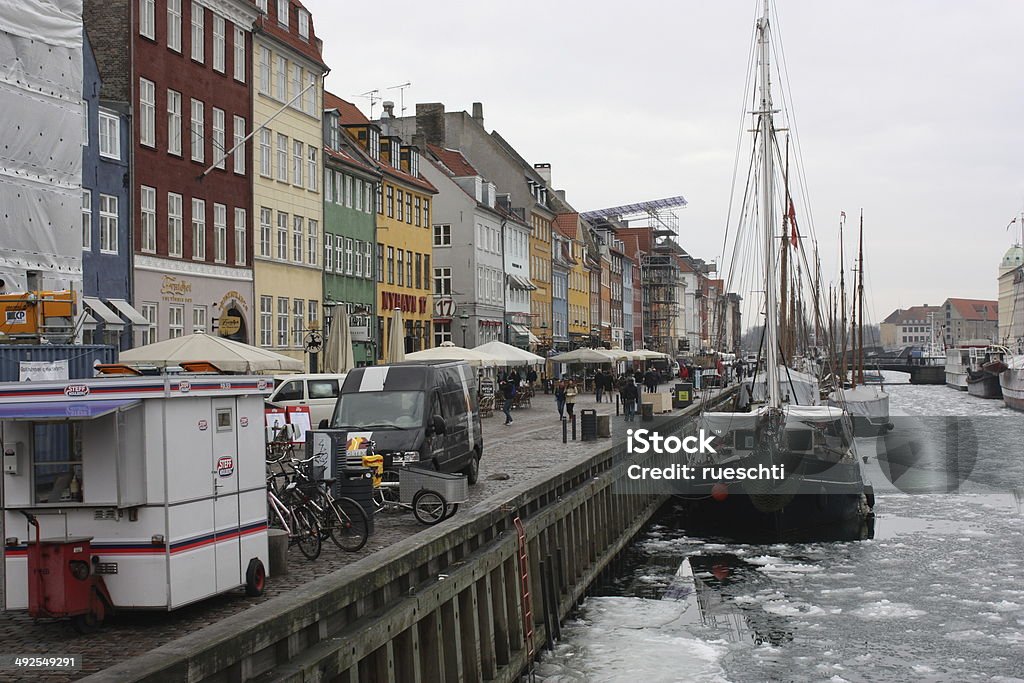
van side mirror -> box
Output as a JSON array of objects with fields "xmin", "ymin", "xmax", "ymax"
[
  {"xmin": 318, "ymin": 419, "xmax": 329, "ymax": 429},
  {"xmin": 431, "ymin": 415, "xmax": 447, "ymax": 435}
]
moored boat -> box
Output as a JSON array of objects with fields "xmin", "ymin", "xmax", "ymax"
[
  {"xmin": 964, "ymin": 346, "xmax": 1007, "ymax": 399},
  {"xmin": 1000, "ymin": 355, "xmax": 1024, "ymax": 412}
]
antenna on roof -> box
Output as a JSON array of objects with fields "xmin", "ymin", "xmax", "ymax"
[
  {"xmin": 359, "ymin": 89, "xmax": 381, "ymax": 118},
  {"xmin": 387, "ymin": 82, "xmax": 412, "ymax": 116}
]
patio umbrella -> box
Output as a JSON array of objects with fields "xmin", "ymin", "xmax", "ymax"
[
  {"xmin": 118, "ymin": 332, "xmax": 302, "ymax": 373},
  {"xmin": 321, "ymin": 305, "xmax": 355, "ymax": 374},
  {"xmin": 473, "ymin": 340, "xmax": 545, "ymax": 366},
  {"xmin": 406, "ymin": 342, "xmax": 499, "ymax": 367},
  {"xmin": 386, "ymin": 308, "xmax": 406, "ymax": 364},
  {"xmin": 548, "ymin": 348, "xmax": 619, "ymax": 364},
  {"xmin": 630, "ymin": 348, "xmax": 669, "ymax": 360}
]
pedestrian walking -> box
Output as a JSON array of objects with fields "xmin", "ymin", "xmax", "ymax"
[
  {"xmin": 527, "ymin": 368, "xmax": 538, "ymax": 390},
  {"xmin": 644, "ymin": 369, "xmax": 657, "ymax": 393},
  {"xmin": 500, "ymin": 379, "xmax": 516, "ymax": 425},
  {"xmin": 554, "ymin": 378, "xmax": 567, "ymax": 419},
  {"xmin": 565, "ymin": 379, "xmax": 579, "ymax": 419},
  {"xmin": 603, "ymin": 371, "xmax": 614, "ymax": 402},
  {"xmin": 620, "ymin": 377, "xmax": 639, "ymax": 422},
  {"xmin": 594, "ymin": 369, "xmax": 605, "ymax": 403}
]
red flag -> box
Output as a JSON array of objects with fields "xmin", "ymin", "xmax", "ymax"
[{"xmin": 788, "ymin": 198, "xmax": 798, "ymax": 246}]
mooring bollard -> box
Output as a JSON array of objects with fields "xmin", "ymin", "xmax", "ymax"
[
  {"xmin": 616, "ymin": 393, "xmax": 620, "ymax": 416},
  {"xmin": 562, "ymin": 416, "xmax": 568, "ymax": 443},
  {"xmin": 571, "ymin": 414, "xmax": 577, "ymax": 441}
]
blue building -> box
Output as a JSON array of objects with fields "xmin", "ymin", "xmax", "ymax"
[{"xmin": 81, "ymin": 33, "xmax": 142, "ymax": 349}]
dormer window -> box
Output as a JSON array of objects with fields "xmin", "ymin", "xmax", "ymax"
[
  {"xmin": 277, "ymin": 0, "xmax": 289, "ymax": 27},
  {"xmin": 391, "ymin": 140, "xmax": 400, "ymax": 169},
  {"xmin": 409, "ymin": 150, "xmax": 419, "ymax": 177},
  {"xmin": 369, "ymin": 128, "xmax": 380, "ymax": 160},
  {"xmin": 298, "ymin": 9, "xmax": 309, "ymax": 40}
]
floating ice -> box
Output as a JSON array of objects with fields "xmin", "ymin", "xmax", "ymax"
[{"xmin": 851, "ymin": 600, "xmax": 927, "ymax": 619}]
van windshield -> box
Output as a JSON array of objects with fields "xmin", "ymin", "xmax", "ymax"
[{"xmin": 332, "ymin": 391, "xmax": 424, "ymax": 430}]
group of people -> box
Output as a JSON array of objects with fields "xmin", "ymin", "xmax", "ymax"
[
  {"xmin": 552, "ymin": 371, "xmax": 650, "ymax": 422},
  {"xmin": 496, "ymin": 367, "xmax": 539, "ymax": 425}
]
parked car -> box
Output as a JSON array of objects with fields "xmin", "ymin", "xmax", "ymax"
[
  {"xmin": 266, "ymin": 373, "xmax": 347, "ymax": 426},
  {"xmin": 330, "ymin": 361, "xmax": 483, "ymax": 484}
]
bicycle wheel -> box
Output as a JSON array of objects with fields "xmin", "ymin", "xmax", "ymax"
[
  {"xmin": 329, "ymin": 496, "xmax": 369, "ymax": 552},
  {"xmin": 412, "ymin": 489, "xmax": 448, "ymax": 525},
  {"xmin": 292, "ymin": 505, "xmax": 322, "ymax": 560}
]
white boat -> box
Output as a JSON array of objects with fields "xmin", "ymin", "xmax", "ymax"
[
  {"xmin": 944, "ymin": 342, "xmax": 989, "ymax": 390},
  {"xmin": 827, "ymin": 384, "xmax": 891, "ymax": 436},
  {"xmin": 999, "ymin": 354, "xmax": 1024, "ymax": 412}
]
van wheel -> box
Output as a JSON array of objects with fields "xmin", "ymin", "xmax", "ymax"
[{"xmin": 464, "ymin": 453, "xmax": 480, "ymax": 485}]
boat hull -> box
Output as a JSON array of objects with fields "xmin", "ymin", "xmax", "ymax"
[
  {"xmin": 827, "ymin": 388, "xmax": 891, "ymax": 437},
  {"xmin": 909, "ymin": 366, "xmax": 946, "ymax": 385},
  {"xmin": 966, "ymin": 372, "xmax": 1003, "ymax": 399},
  {"xmin": 1000, "ymin": 366, "xmax": 1024, "ymax": 412},
  {"xmin": 946, "ymin": 370, "xmax": 968, "ymax": 390}
]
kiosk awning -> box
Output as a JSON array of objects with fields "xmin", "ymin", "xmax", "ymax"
[
  {"xmin": 81, "ymin": 297, "xmax": 124, "ymax": 327},
  {"xmin": 0, "ymin": 399, "xmax": 140, "ymax": 421}
]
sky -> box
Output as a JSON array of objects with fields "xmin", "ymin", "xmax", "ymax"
[{"xmin": 304, "ymin": 0, "xmax": 1024, "ymax": 324}]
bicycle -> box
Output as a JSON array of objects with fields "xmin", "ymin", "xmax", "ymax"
[{"xmin": 266, "ymin": 477, "xmax": 322, "ymax": 560}]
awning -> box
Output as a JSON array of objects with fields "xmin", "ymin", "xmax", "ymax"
[
  {"xmin": 78, "ymin": 310, "xmax": 98, "ymax": 329},
  {"xmin": 107, "ymin": 298, "xmax": 149, "ymax": 325},
  {"xmin": 528, "ymin": 331, "xmax": 540, "ymax": 344},
  {"xmin": 509, "ymin": 324, "xmax": 531, "ymax": 338},
  {"xmin": 0, "ymin": 399, "xmax": 140, "ymax": 421},
  {"xmin": 81, "ymin": 297, "xmax": 124, "ymax": 327},
  {"xmin": 507, "ymin": 275, "xmax": 537, "ymax": 291}
]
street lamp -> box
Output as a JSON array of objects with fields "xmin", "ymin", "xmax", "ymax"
[{"xmin": 460, "ymin": 311, "xmax": 469, "ymax": 347}]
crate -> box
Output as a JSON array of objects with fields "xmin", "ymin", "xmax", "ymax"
[{"xmin": 399, "ymin": 468, "xmax": 468, "ymax": 505}]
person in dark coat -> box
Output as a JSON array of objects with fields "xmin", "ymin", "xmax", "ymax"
[
  {"xmin": 526, "ymin": 368, "xmax": 538, "ymax": 388},
  {"xmin": 620, "ymin": 377, "xmax": 640, "ymax": 422},
  {"xmin": 602, "ymin": 371, "xmax": 614, "ymax": 401},
  {"xmin": 594, "ymin": 369, "xmax": 605, "ymax": 403},
  {"xmin": 644, "ymin": 369, "xmax": 657, "ymax": 393},
  {"xmin": 500, "ymin": 379, "xmax": 516, "ymax": 425},
  {"xmin": 554, "ymin": 379, "xmax": 567, "ymax": 419}
]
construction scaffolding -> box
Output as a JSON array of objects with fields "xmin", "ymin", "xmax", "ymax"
[{"xmin": 641, "ymin": 251, "xmax": 682, "ymax": 354}]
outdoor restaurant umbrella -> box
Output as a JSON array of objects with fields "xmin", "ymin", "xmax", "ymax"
[
  {"xmin": 386, "ymin": 308, "xmax": 406, "ymax": 364},
  {"xmin": 473, "ymin": 340, "xmax": 545, "ymax": 366},
  {"xmin": 321, "ymin": 304, "xmax": 355, "ymax": 374},
  {"xmin": 629, "ymin": 348, "xmax": 669, "ymax": 360},
  {"xmin": 118, "ymin": 332, "xmax": 303, "ymax": 373},
  {"xmin": 548, "ymin": 348, "xmax": 619, "ymax": 364},
  {"xmin": 406, "ymin": 341, "xmax": 499, "ymax": 367}
]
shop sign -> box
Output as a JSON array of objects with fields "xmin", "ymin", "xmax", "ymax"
[
  {"xmin": 381, "ymin": 291, "xmax": 428, "ymax": 315},
  {"xmin": 161, "ymin": 275, "xmax": 193, "ymax": 303},
  {"xmin": 218, "ymin": 315, "xmax": 242, "ymax": 336},
  {"xmin": 434, "ymin": 297, "xmax": 455, "ymax": 318},
  {"xmin": 217, "ymin": 456, "xmax": 234, "ymax": 477},
  {"xmin": 64, "ymin": 384, "xmax": 90, "ymax": 397}
]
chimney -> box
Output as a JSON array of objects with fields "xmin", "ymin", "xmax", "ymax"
[
  {"xmin": 381, "ymin": 101, "xmax": 395, "ymax": 119},
  {"xmin": 534, "ymin": 163, "xmax": 551, "ymax": 186},
  {"xmin": 471, "ymin": 102, "xmax": 484, "ymax": 126},
  {"xmin": 555, "ymin": 189, "xmax": 566, "ymax": 201},
  {"xmin": 416, "ymin": 102, "xmax": 446, "ymax": 147}
]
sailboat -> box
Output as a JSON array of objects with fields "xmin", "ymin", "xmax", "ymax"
[
  {"xmin": 676, "ymin": 2, "xmax": 874, "ymax": 541},
  {"xmin": 826, "ymin": 212, "xmax": 891, "ymax": 436}
]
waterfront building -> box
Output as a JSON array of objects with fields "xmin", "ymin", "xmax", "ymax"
[
  {"xmin": 943, "ymin": 297, "xmax": 998, "ymax": 347},
  {"xmin": 554, "ymin": 213, "xmax": 591, "ymax": 349},
  {"xmin": 551, "ymin": 228, "xmax": 572, "ymax": 351},
  {"xmin": 880, "ymin": 305, "xmax": 944, "ymax": 351},
  {"xmin": 322, "ymin": 93, "xmax": 381, "ymax": 366},
  {"xmin": 501, "ymin": 199, "xmax": 535, "ymax": 349},
  {"xmin": 609, "ymin": 238, "xmax": 625, "ymax": 349},
  {"xmin": 998, "ymin": 243, "xmax": 1024, "ymax": 352},
  {"xmin": 251, "ymin": 0, "xmax": 326, "ymax": 368},
  {"xmin": 85, "ymin": 0, "xmax": 260, "ymax": 345},
  {"xmin": 622, "ymin": 248, "xmax": 635, "ymax": 352}
]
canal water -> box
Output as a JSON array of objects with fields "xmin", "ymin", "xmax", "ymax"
[{"xmin": 536, "ymin": 375, "xmax": 1024, "ymax": 682}]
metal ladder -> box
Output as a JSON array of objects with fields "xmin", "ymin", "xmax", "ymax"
[{"xmin": 512, "ymin": 514, "xmax": 535, "ymax": 663}]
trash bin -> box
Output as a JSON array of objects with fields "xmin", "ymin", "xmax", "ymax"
[
  {"xmin": 641, "ymin": 402, "xmax": 655, "ymax": 422},
  {"xmin": 580, "ymin": 409, "xmax": 598, "ymax": 441},
  {"xmin": 673, "ymin": 383, "xmax": 694, "ymax": 409},
  {"xmin": 335, "ymin": 467, "xmax": 375, "ymax": 535},
  {"xmin": 596, "ymin": 414, "xmax": 611, "ymax": 438}
]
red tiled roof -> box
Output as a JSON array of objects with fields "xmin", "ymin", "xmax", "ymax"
[
  {"xmin": 553, "ymin": 213, "xmax": 579, "ymax": 239},
  {"xmin": 254, "ymin": 0, "xmax": 326, "ymax": 70},
  {"xmin": 325, "ymin": 91, "xmax": 370, "ymax": 125},
  {"xmin": 886, "ymin": 305, "xmax": 942, "ymax": 325},
  {"xmin": 324, "ymin": 147, "xmax": 378, "ymax": 176},
  {"xmin": 427, "ymin": 144, "xmax": 478, "ymax": 177},
  {"xmin": 946, "ymin": 298, "xmax": 998, "ymax": 322},
  {"xmin": 615, "ymin": 227, "xmax": 654, "ymax": 257}
]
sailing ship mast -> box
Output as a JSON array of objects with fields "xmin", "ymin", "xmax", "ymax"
[
  {"xmin": 757, "ymin": 1, "xmax": 781, "ymax": 408},
  {"xmin": 839, "ymin": 213, "xmax": 848, "ymax": 386},
  {"xmin": 857, "ymin": 211, "xmax": 865, "ymax": 386}
]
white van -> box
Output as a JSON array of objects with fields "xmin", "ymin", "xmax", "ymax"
[{"xmin": 266, "ymin": 374, "xmax": 347, "ymax": 426}]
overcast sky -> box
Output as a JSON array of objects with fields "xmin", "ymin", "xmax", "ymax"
[{"xmin": 305, "ymin": 0, "xmax": 1024, "ymax": 323}]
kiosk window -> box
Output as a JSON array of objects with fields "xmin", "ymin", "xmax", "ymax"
[
  {"xmin": 216, "ymin": 408, "xmax": 233, "ymax": 431},
  {"xmin": 32, "ymin": 423, "xmax": 84, "ymax": 504}
]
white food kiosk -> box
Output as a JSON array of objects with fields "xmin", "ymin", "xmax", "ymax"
[{"xmin": 1, "ymin": 374, "xmax": 272, "ymax": 614}]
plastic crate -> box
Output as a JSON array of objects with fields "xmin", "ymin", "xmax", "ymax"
[{"xmin": 398, "ymin": 468, "xmax": 468, "ymax": 505}]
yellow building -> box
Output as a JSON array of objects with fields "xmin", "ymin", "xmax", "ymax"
[
  {"xmin": 555, "ymin": 213, "xmax": 591, "ymax": 344},
  {"xmin": 251, "ymin": 1, "xmax": 326, "ymax": 368},
  {"xmin": 529, "ymin": 208, "xmax": 554, "ymax": 349}
]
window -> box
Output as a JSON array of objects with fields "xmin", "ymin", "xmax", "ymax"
[
  {"xmin": 334, "ymin": 171, "xmax": 343, "ymax": 205},
  {"xmin": 259, "ymin": 46, "xmax": 271, "ymax": 94},
  {"xmin": 433, "ymin": 224, "xmax": 451, "ymax": 247},
  {"xmin": 212, "ymin": 108, "xmax": 225, "ymax": 168},
  {"xmin": 81, "ymin": 191, "xmax": 92, "ymax": 250},
  {"xmin": 387, "ymin": 246, "xmax": 394, "ymax": 284},
  {"xmin": 354, "ymin": 179, "xmax": 362, "ymax": 211},
  {"xmin": 275, "ymin": 380, "xmax": 302, "ymax": 402},
  {"xmin": 353, "ymin": 241, "xmax": 363, "ymax": 277},
  {"xmin": 169, "ymin": 305, "xmax": 184, "ymax": 339},
  {"xmin": 308, "ymin": 300, "xmax": 318, "ymax": 333},
  {"xmin": 99, "ymin": 110, "xmax": 119, "ymax": 159},
  {"xmin": 415, "ymin": 253, "xmax": 421, "ymax": 289},
  {"xmin": 290, "ymin": 64, "xmax": 301, "ymax": 110},
  {"xmin": 233, "ymin": 26, "xmax": 245, "ymax": 81},
  {"xmin": 307, "ymin": 219, "xmax": 317, "ymax": 265},
  {"xmin": 405, "ymin": 193, "xmax": 412, "ymax": 224},
  {"xmin": 277, "ymin": 0, "xmax": 289, "ymax": 27},
  {"xmin": 345, "ymin": 175, "xmax": 353, "ymax": 208},
  {"xmin": 81, "ymin": 101, "xmax": 88, "ymax": 146},
  {"xmin": 292, "ymin": 215, "xmax": 303, "ymax": 263},
  {"xmin": 190, "ymin": 98, "xmax": 204, "ymax": 162},
  {"xmin": 140, "ymin": 186, "xmax": 156, "ymax": 253},
  {"xmin": 276, "ymin": 133, "xmax": 288, "ymax": 182},
  {"xmin": 232, "ymin": 115, "xmax": 245, "ymax": 174},
  {"xmin": 168, "ymin": 193, "xmax": 183, "ymax": 256},
  {"xmin": 386, "ymin": 186, "xmax": 394, "ymax": 217},
  {"xmin": 406, "ymin": 256, "xmax": 412, "ymax": 289},
  {"xmin": 234, "ymin": 208, "xmax": 246, "ymax": 265},
  {"xmin": 423, "ymin": 199, "xmax": 430, "ymax": 226},
  {"xmin": 307, "ymin": 147, "xmax": 317, "ymax": 191},
  {"xmin": 141, "ymin": 304, "xmax": 158, "ymax": 346},
  {"xmin": 260, "ymin": 296, "xmax": 272, "ymax": 346},
  {"xmin": 259, "ymin": 207, "xmax": 272, "ymax": 257},
  {"xmin": 192, "ymin": 305, "xmax": 207, "ymax": 334},
  {"xmin": 344, "ymin": 238, "xmax": 354, "ymax": 275},
  {"xmin": 396, "ymin": 249, "xmax": 404, "ymax": 286},
  {"xmin": 364, "ymin": 242, "xmax": 373, "ymax": 279},
  {"xmin": 415, "ymin": 197, "xmax": 421, "ymax": 226},
  {"xmin": 292, "ymin": 139, "xmax": 303, "ymax": 187},
  {"xmin": 214, "ymin": 203, "xmax": 226, "ymax": 262},
  {"xmin": 434, "ymin": 267, "xmax": 452, "ymax": 296},
  {"xmin": 304, "ymin": 72, "xmax": 316, "ymax": 115},
  {"xmin": 98, "ymin": 194, "xmax": 118, "ymax": 254},
  {"xmin": 434, "ymin": 321, "xmax": 451, "ymax": 347},
  {"xmin": 376, "ymin": 183, "xmax": 383, "ymax": 214},
  {"xmin": 256, "ymin": 0, "xmax": 267, "ymax": 11},
  {"xmin": 259, "ymin": 129, "xmax": 271, "ymax": 176},
  {"xmin": 275, "ymin": 55, "xmax": 287, "ymax": 100},
  {"xmin": 212, "ymin": 15, "xmax": 225, "ymax": 72},
  {"xmin": 277, "ymin": 297, "xmax": 289, "ymax": 346},
  {"xmin": 376, "ymin": 244, "xmax": 384, "ymax": 283},
  {"xmin": 191, "ymin": 198, "xmax": 206, "ymax": 259},
  {"xmin": 139, "ymin": 78, "xmax": 155, "ymax": 146},
  {"xmin": 167, "ymin": 0, "xmax": 181, "ymax": 51},
  {"xmin": 334, "ymin": 234, "xmax": 343, "ymax": 273},
  {"xmin": 167, "ymin": 89, "xmax": 182, "ymax": 155},
  {"xmin": 396, "ymin": 190, "xmax": 404, "ymax": 221},
  {"xmin": 190, "ymin": 2, "xmax": 204, "ymax": 63},
  {"xmin": 298, "ymin": 8, "xmax": 309, "ymax": 39},
  {"xmin": 324, "ymin": 234, "xmax": 334, "ymax": 271},
  {"xmin": 139, "ymin": 0, "xmax": 155, "ymax": 38},
  {"xmin": 292, "ymin": 299, "xmax": 304, "ymax": 347},
  {"xmin": 276, "ymin": 212, "xmax": 288, "ymax": 259},
  {"xmin": 364, "ymin": 183, "xmax": 372, "ymax": 214}
]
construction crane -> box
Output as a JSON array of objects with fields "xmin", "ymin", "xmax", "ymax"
[{"xmin": 580, "ymin": 196, "xmax": 688, "ymax": 237}]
